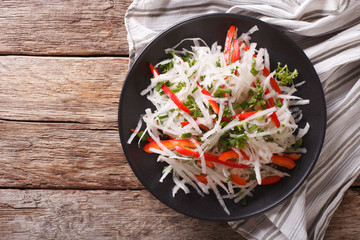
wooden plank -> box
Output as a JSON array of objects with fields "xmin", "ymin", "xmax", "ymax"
[
  {"xmin": 0, "ymin": 189, "xmax": 242, "ymax": 240},
  {"xmin": 0, "ymin": 0, "xmax": 133, "ymax": 55},
  {"xmin": 0, "ymin": 188, "xmax": 358, "ymax": 239},
  {"xmin": 0, "ymin": 120, "xmax": 142, "ymax": 189},
  {"xmin": 0, "ymin": 56, "xmax": 127, "ymax": 127},
  {"xmin": 324, "ymin": 188, "xmax": 360, "ymax": 239}
]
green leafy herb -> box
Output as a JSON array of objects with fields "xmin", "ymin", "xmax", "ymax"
[
  {"xmin": 292, "ymin": 138, "xmax": 303, "ymax": 150},
  {"xmin": 192, "ymin": 86, "xmax": 199, "ymax": 94},
  {"xmin": 181, "ymin": 132, "xmax": 192, "ymax": 139},
  {"xmin": 154, "ymin": 82, "xmax": 163, "ymax": 92},
  {"xmin": 263, "ymin": 135, "xmax": 274, "ymax": 142},
  {"xmin": 137, "ymin": 131, "xmax": 150, "ymax": 141},
  {"xmin": 248, "ymin": 124, "xmax": 258, "ymax": 131},
  {"xmin": 184, "ymin": 95, "xmax": 203, "ymax": 118},
  {"xmin": 171, "ymin": 82, "xmax": 186, "ymax": 93},
  {"xmin": 216, "ymin": 88, "xmax": 232, "ymax": 94},
  {"xmin": 274, "ymin": 62, "xmax": 298, "ymax": 86},
  {"xmin": 226, "ymin": 174, "xmax": 233, "ymax": 183},
  {"xmin": 158, "ymin": 113, "xmax": 168, "ymax": 119},
  {"xmin": 240, "ymin": 198, "xmax": 248, "ymax": 206},
  {"xmin": 240, "ymin": 100, "xmax": 249, "ymax": 110},
  {"xmin": 250, "ymin": 60, "xmax": 259, "ymax": 76},
  {"xmin": 223, "ymin": 108, "xmax": 233, "ymax": 118},
  {"xmin": 159, "ymin": 60, "xmax": 174, "ymax": 73}
]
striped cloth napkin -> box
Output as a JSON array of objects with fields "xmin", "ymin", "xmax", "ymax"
[{"xmin": 125, "ymin": 1, "xmax": 360, "ymax": 239}]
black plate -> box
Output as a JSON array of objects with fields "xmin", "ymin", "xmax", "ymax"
[{"xmin": 118, "ymin": 13, "xmax": 326, "ymax": 221}]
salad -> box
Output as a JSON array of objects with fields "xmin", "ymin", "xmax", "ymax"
[{"xmin": 128, "ymin": 25, "xmax": 310, "ymax": 214}]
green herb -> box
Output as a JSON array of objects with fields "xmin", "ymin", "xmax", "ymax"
[
  {"xmin": 171, "ymin": 82, "xmax": 186, "ymax": 93},
  {"xmin": 216, "ymin": 88, "xmax": 232, "ymax": 94},
  {"xmin": 240, "ymin": 198, "xmax": 248, "ymax": 206},
  {"xmin": 216, "ymin": 58, "xmax": 221, "ymax": 67},
  {"xmin": 276, "ymin": 98, "xmax": 283, "ymax": 108},
  {"xmin": 257, "ymin": 128, "xmax": 265, "ymax": 133},
  {"xmin": 158, "ymin": 113, "xmax": 168, "ymax": 119},
  {"xmin": 181, "ymin": 132, "xmax": 192, "ymax": 139},
  {"xmin": 274, "ymin": 62, "xmax": 298, "ymax": 86},
  {"xmin": 137, "ymin": 131, "xmax": 150, "ymax": 141},
  {"xmin": 263, "ymin": 135, "xmax": 274, "ymax": 142},
  {"xmin": 162, "ymin": 165, "xmax": 173, "ymax": 174},
  {"xmin": 248, "ymin": 124, "xmax": 258, "ymax": 131},
  {"xmin": 292, "ymin": 138, "xmax": 303, "ymax": 150},
  {"xmin": 154, "ymin": 82, "xmax": 163, "ymax": 92},
  {"xmin": 250, "ymin": 60, "xmax": 259, "ymax": 76},
  {"xmin": 184, "ymin": 95, "xmax": 203, "ymax": 118},
  {"xmin": 223, "ymin": 108, "xmax": 233, "ymax": 118},
  {"xmin": 226, "ymin": 174, "xmax": 233, "ymax": 183},
  {"xmin": 249, "ymin": 174, "xmax": 256, "ymax": 180},
  {"xmin": 159, "ymin": 59, "xmax": 174, "ymax": 73},
  {"xmin": 240, "ymin": 100, "xmax": 249, "ymax": 110},
  {"xmin": 182, "ymin": 52, "xmax": 193, "ymax": 63},
  {"xmin": 232, "ymin": 103, "xmax": 241, "ymax": 110},
  {"xmin": 192, "ymin": 86, "xmax": 199, "ymax": 94}
]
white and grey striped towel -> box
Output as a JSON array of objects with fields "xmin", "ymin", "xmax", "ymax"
[{"xmin": 125, "ymin": 1, "xmax": 360, "ymax": 239}]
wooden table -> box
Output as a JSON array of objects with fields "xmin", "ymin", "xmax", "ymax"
[{"xmin": 1, "ymin": 1, "xmax": 359, "ymax": 239}]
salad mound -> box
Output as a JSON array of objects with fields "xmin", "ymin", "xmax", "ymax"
[{"xmin": 128, "ymin": 25, "xmax": 309, "ymax": 214}]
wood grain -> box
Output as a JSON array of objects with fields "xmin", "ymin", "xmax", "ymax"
[
  {"xmin": 0, "ymin": 56, "xmax": 127, "ymax": 126},
  {"xmin": 324, "ymin": 188, "xmax": 360, "ymax": 240},
  {"xmin": 0, "ymin": 0, "xmax": 133, "ymax": 56},
  {"xmin": 0, "ymin": 188, "xmax": 358, "ymax": 239},
  {"xmin": 0, "ymin": 120, "xmax": 142, "ymax": 190},
  {"xmin": 0, "ymin": 189, "xmax": 242, "ymax": 240}
]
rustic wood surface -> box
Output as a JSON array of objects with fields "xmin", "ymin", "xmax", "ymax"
[{"xmin": 0, "ymin": 1, "xmax": 359, "ymax": 239}]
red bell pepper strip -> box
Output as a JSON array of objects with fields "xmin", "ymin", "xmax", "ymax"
[
  {"xmin": 221, "ymin": 111, "xmax": 258, "ymax": 123},
  {"xmin": 240, "ymin": 41, "xmax": 249, "ymax": 51},
  {"xmin": 180, "ymin": 121, "xmax": 190, "ymax": 127},
  {"xmin": 283, "ymin": 153, "xmax": 301, "ymax": 160},
  {"xmin": 224, "ymin": 25, "xmax": 236, "ymax": 64},
  {"xmin": 174, "ymin": 147, "xmax": 250, "ymax": 169},
  {"xmin": 271, "ymin": 155, "xmax": 296, "ymax": 169},
  {"xmin": 260, "ymin": 176, "xmax": 282, "ymax": 185},
  {"xmin": 265, "ymin": 88, "xmax": 275, "ymax": 108},
  {"xmin": 174, "ymin": 146, "xmax": 200, "ymax": 158},
  {"xmin": 263, "ymin": 66, "xmax": 271, "ymax": 77},
  {"xmin": 195, "ymin": 174, "xmax": 208, "ymax": 183},
  {"xmin": 174, "ymin": 146, "xmax": 215, "ymax": 168},
  {"xmin": 230, "ymin": 174, "xmax": 247, "ymax": 186},
  {"xmin": 206, "ymin": 154, "xmax": 251, "ymax": 169},
  {"xmin": 263, "ymin": 66, "xmax": 283, "ymax": 104},
  {"xmin": 269, "ymin": 112, "xmax": 280, "ymax": 128},
  {"xmin": 150, "ymin": 63, "xmax": 159, "ymax": 77},
  {"xmin": 143, "ymin": 139, "xmax": 198, "ymax": 153},
  {"xmin": 161, "ymin": 84, "xmax": 191, "ymax": 114},
  {"xmin": 270, "ymin": 77, "xmax": 282, "ymax": 94},
  {"xmin": 231, "ymin": 38, "xmax": 240, "ymax": 63},
  {"xmin": 219, "ymin": 150, "xmax": 249, "ymax": 161},
  {"xmin": 233, "ymin": 111, "xmax": 258, "ymax": 120},
  {"xmin": 150, "ymin": 64, "xmax": 191, "ymax": 114},
  {"xmin": 196, "ymin": 83, "xmax": 219, "ymax": 114}
]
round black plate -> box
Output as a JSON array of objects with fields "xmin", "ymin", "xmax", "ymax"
[{"xmin": 118, "ymin": 13, "xmax": 326, "ymax": 221}]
